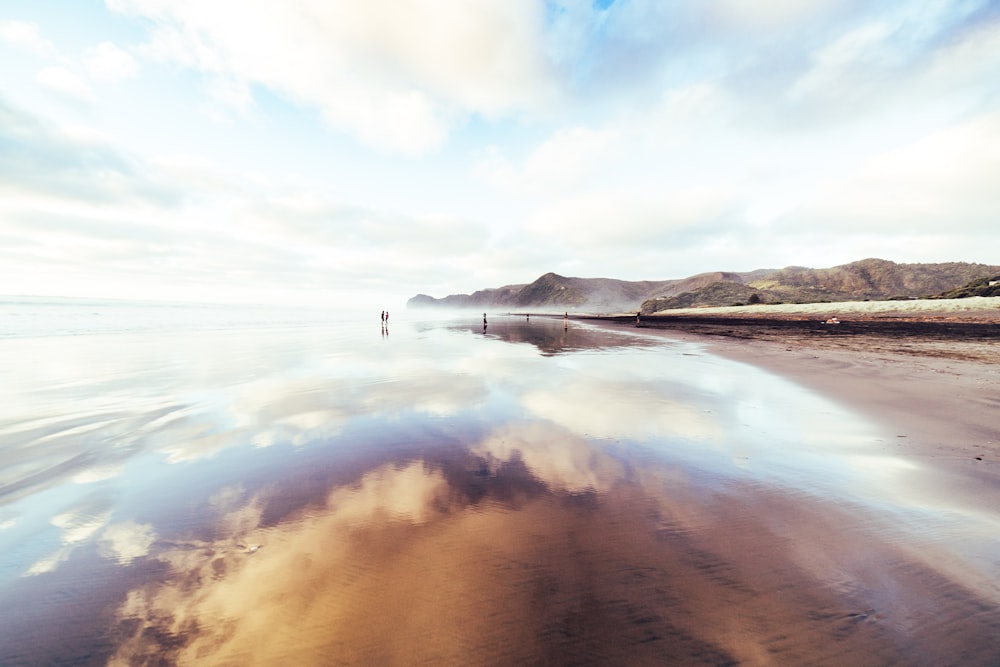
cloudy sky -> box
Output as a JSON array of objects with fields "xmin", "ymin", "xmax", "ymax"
[{"xmin": 2, "ymin": 1, "xmax": 999, "ymax": 308}]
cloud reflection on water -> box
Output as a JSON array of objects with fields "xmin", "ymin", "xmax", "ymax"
[
  {"xmin": 2, "ymin": 316, "xmax": 999, "ymax": 665},
  {"xmin": 108, "ymin": 461, "xmax": 455, "ymax": 665},
  {"xmin": 99, "ymin": 520, "xmax": 158, "ymax": 565},
  {"xmin": 104, "ymin": 418, "xmax": 1000, "ymax": 665}
]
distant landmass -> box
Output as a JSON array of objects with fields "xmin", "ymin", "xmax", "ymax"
[{"xmin": 406, "ymin": 259, "xmax": 1000, "ymax": 314}]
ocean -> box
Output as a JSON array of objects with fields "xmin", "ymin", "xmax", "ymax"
[{"xmin": 0, "ymin": 298, "xmax": 997, "ymax": 665}]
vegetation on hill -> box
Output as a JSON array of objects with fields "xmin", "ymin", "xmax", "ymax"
[
  {"xmin": 641, "ymin": 259, "xmax": 1000, "ymax": 313},
  {"xmin": 407, "ymin": 259, "xmax": 1000, "ymax": 314},
  {"xmin": 747, "ymin": 258, "xmax": 996, "ymax": 301},
  {"xmin": 932, "ymin": 274, "xmax": 1000, "ymax": 298},
  {"xmin": 641, "ymin": 282, "xmax": 761, "ymax": 312}
]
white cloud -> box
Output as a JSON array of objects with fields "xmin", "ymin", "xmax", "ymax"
[
  {"xmin": 203, "ymin": 76, "xmax": 254, "ymax": 116},
  {"xmin": 108, "ymin": 0, "xmax": 559, "ymax": 154},
  {"xmin": 0, "ymin": 19, "xmax": 56, "ymax": 55},
  {"xmin": 2, "ymin": 2, "xmax": 999, "ymax": 301},
  {"xmin": 36, "ymin": 66, "xmax": 94, "ymax": 102},
  {"xmin": 788, "ymin": 22, "xmax": 895, "ymax": 103},
  {"xmin": 921, "ymin": 16, "xmax": 1000, "ymax": 105},
  {"xmin": 522, "ymin": 185, "xmax": 736, "ymax": 249},
  {"xmin": 480, "ymin": 126, "xmax": 617, "ymax": 195},
  {"xmin": 780, "ymin": 111, "xmax": 1000, "ymax": 233},
  {"xmin": 708, "ymin": 0, "xmax": 842, "ymax": 30},
  {"xmin": 0, "ymin": 101, "xmax": 179, "ymax": 205},
  {"xmin": 84, "ymin": 41, "xmax": 139, "ymax": 82}
]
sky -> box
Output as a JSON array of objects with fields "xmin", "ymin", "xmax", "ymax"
[{"xmin": 1, "ymin": 0, "xmax": 999, "ymax": 309}]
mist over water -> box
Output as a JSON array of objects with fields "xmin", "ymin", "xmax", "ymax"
[
  {"xmin": 0, "ymin": 296, "xmax": 365, "ymax": 339},
  {"xmin": 1, "ymin": 302, "xmax": 998, "ymax": 665}
]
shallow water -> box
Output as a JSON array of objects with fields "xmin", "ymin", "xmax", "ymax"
[{"xmin": 1, "ymin": 305, "xmax": 998, "ymax": 665}]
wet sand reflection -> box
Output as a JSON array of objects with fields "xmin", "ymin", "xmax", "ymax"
[
  {"xmin": 1, "ymin": 317, "xmax": 998, "ymax": 665},
  {"xmin": 106, "ymin": 429, "xmax": 998, "ymax": 666}
]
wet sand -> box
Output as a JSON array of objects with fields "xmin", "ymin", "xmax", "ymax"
[
  {"xmin": 3, "ymin": 311, "xmax": 1000, "ymax": 665},
  {"xmin": 586, "ymin": 306, "xmax": 1000, "ymax": 465}
]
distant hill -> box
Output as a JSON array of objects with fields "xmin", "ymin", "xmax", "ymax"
[
  {"xmin": 407, "ymin": 270, "xmax": 768, "ymax": 313},
  {"xmin": 407, "ymin": 259, "xmax": 1000, "ymax": 314},
  {"xmin": 408, "ymin": 282, "xmax": 530, "ymax": 309},
  {"xmin": 408, "ymin": 272, "xmax": 685, "ymax": 313},
  {"xmin": 641, "ymin": 259, "xmax": 1000, "ymax": 313}
]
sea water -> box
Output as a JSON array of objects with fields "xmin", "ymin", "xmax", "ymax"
[{"xmin": 1, "ymin": 299, "xmax": 997, "ymax": 665}]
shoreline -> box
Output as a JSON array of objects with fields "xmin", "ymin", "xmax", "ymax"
[{"xmin": 582, "ymin": 313, "xmax": 1000, "ymax": 471}]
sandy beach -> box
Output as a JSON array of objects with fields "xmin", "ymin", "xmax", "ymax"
[{"xmin": 646, "ymin": 295, "xmax": 1000, "ymax": 320}]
